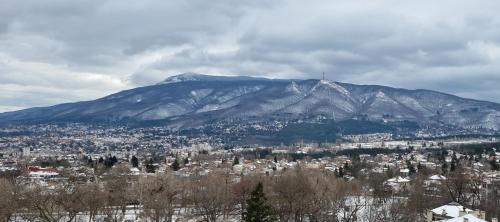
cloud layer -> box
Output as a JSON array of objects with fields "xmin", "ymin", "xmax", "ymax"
[{"xmin": 1, "ymin": 0, "xmax": 500, "ymax": 112}]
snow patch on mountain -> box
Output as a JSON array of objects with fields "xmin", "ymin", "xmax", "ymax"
[
  {"xmin": 285, "ymin": 81, "xmax": 302, "ymax": 94},
  {"xmin": 317, "ymin": 80, "xmax": 351, "ymax": 97},
  {"xmin": 190, "ymin": 89, "xmax": 213, "ymax": 101},
  {"xmin": 137, "ymin": 104, "xmax": 189, "ymax": 120}
]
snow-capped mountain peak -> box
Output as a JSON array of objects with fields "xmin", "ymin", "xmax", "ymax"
[
  {"xmin": 157, "ymin": 72, "xmax": 272, "ymax": 85},
  {"xmin": 157, "ymin": 72, "xmax": 214, "ymax": 84}
]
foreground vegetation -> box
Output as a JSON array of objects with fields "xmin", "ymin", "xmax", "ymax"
[{"xmin": 1, "ymin": 162, "xmax": 499, "ymax": 222}]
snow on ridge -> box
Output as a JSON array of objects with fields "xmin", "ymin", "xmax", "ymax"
[
  {"xmin": 320, "ymin": 80, "xmax": 351, "ymax": 96},
  {"xmin": 373, "ymin": 91, "xmax": 398, "ymax": 104},
  {"xmin": 285, "ymin": 81, "xmax": 302, "ymax": 94},
  {"xmin": 157, "ymin": 72, "xmax": 207, "ymax": 84},
  {"xmin": 156, "ymin": 73, "xmax": 273, "ymax": 85}
]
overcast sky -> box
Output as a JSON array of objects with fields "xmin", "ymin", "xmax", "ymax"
[{"xmin": 1, "ymin": 0, "xmax": 500, "ymax": 112}]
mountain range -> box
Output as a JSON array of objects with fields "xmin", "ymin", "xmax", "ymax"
[{"xmin": 1, "ymin": 73, "xmax": 500, "ymax": 132}]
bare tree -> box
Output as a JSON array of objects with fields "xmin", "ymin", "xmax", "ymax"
[
  {"xmin": 370, "ymin": 200, "xmax": 413, "ymax": 222},
  {"xmin": 468, "ymin": 173, "xmax": 484, "ymax": 208},
  {"xmin": 21, "ymin": 185, "xmax": 66, "ymax": 222},
  {"xmin": 0, "ymin": 178, "xmax": 18, "ymax": 222},
  {"xmin": 102, "ymin": 176, "xmax": 130, "ymax": 222},
  {"xmin": 80, "ymin": 183, "xmax": 107, "ymax": 222},
  {"xmin": 481, "ymin": 180, "xmax": 500, "ymax": 220},
  {"xmin": 140, "ymin": 174, "xmax": 181, "ymax": 222},
  {"xmin": 189, "ymin": 173, "xmax": 235, "ymax": 222},
  {"xmin": 268, "ymin": 169, "xmax": 313, "ymax": 222},
  {"xmin": 304, "ymin": 171, "xmax": 337, "ymax": 222},
  {"xmin": 55, "ymin": 182, "xmax": 92, "ymax": 222},
  {"xmin": 332, "ymin": 180, "xmax": 364, "ymax": 222},
  {"xmin": 367, "ymin": 173, "xmax": 391, "ymax": 204},
  {"xmin": 442, "ymin": 169, "xmax": 471, "ymax": 204}
]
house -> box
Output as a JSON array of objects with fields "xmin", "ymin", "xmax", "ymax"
[
  {"xmin": 425, "ymin": 202, "xmax": 492, "ymax": 222},
  {"xmin": 438, "ymin": 214, "xmax": 490, "ymax": 222},
  {"xmin": 425, "ymin": 174, "xmax": 446, "ymax": 186},
  {"xmin": 27, "ymin": 166, "xmax": 60, "ymax": 179},
  {"xmin": 400, "ymin": 168, "xmax": 410, "ymax": 176},
  {"xmin": 425, "ymin": 174, "xmax": 446, "ymax": 194},
  {"xmin": 385, "ymin": 176, "xmax": 410, "ymax": 191}
]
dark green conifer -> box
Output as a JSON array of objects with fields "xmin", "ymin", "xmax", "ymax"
[{"xmin": 243, "ymin": 182, "xmax": 277, "ymax": 222}]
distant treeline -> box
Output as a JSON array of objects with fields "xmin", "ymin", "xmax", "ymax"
[
  {"xmin": 0, "ymin": 131, "xmax": 33, "ymax": 137},
  {"xmin": 241, "ymin": 119, "xmax": 418, "ymax": 145},
  {"xmin": 241, "ymin": 147, "xmax": 410, "ymax": 161},
  {"xmin": 451, "ymin": 142, "xmax": 500, "ymax": 155}
]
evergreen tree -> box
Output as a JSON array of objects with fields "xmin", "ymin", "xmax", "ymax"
[
  {"xmin": 450, "ymin": 160, "xmax": 457, "ymax": 172},
  {"xmin": 352, "ymin": 154, "xmax": 361, "ymax": 162},
  {"xmin": 243, "ymin": 182, "xmax": 276, "ymax": 222},
  {"xmin": 233, "ymin": 156, "xmax": 240, "ymax": 166},
  {"xmin": 489, "ymin": 159, "xmax": 499, "ymax": 171},
  {"xmin": 343, "ymin": 162, "xmax": 350, "ymax": 174},
  {"xmin": 145, "ymin": 158, "xmax": 155, "ymax": 173},
  {"xmin": 87, "ymin": 156, "xmax": 93, "ymax": 165},
  {"xmin": 104, "ymin": 155, "xmax": 118, "ymax": 168},
  {"xmin": 171, "ymin": 158, "xmax": 180, "ymax": 171},
  {"xmin": 131, "ymin": 155, "xmax": 139, "ymax": 168},
  {"xmin": 408, "ymin": 161, "xmax": 416, "ymax": 175},
  {"xmin": 273, "ymin": 156, "xmax": 278, "ymax": 163},
  {"xmin": 338, "ymin": 166, "xmax": 344, "ymax": 178},
  {"xmin": 183, "ymin": 157, "xmax": 189, "ymax": 165},
  {"xmin": 442, "ymin": 162, "xmax": 448, "ymax": 174},
  {"xmin": 386, "ymin": 166, "xmax": 394, "ymax": 178}
]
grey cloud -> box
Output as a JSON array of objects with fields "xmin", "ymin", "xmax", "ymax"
[
  {"xmin": 2, "ymin": 0, "xmax": 270, "ymax": 67},
  {"xmin": 1, "ymin": 0, "xmax": 500, "ymax": 112}
]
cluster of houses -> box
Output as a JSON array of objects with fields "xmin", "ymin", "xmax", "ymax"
[{"xmin": 1, "ymin": 124, "xmax": 500, "ymax": 221}]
